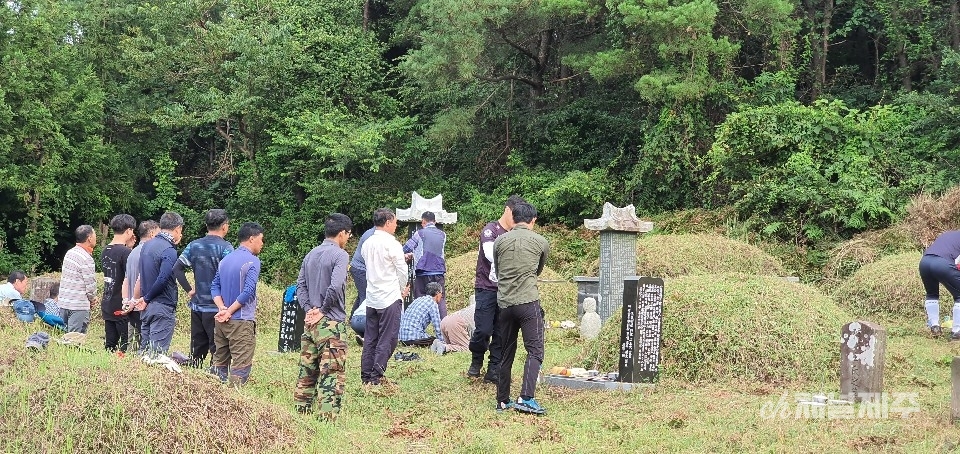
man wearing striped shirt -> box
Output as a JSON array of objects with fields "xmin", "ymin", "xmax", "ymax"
[
  {"xmin": 399, "ymin": 281, "xmax": 445, "ymax": 347},
  {"xmin": 58, "ymin": 225, "xmax": 99, "ymax": 333}
]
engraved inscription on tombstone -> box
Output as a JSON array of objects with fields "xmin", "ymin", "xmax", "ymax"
[
  {"xmin": 29, "ymin": 275, "xmax": 59, "ymax": 302},
  {"xmin": 598, "ymin": 231, "xmax": 637, "ymax": 321},
  {"xmin": 277, "ymin": 296, "xmax": 306, "ymax": 353},
  {"xmin": 618, "ymin": 283, "xmax": 638, "ymax": 383},
  {"xmin": 840, "ymin": 321, "xmax": 886, "ymax": 403},
  {"xmin": 619, "ymin": 276, "xmax": 664, "ymax": 383}
]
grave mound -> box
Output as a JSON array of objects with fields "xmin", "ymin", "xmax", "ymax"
[
  {"xmin": 444, "ymin": 251, "xmax": 577, "ymax": 320},
  {"xmin": 588, "ymin": 234, "xmax": 785, "ymax": 277},
  {"xmin": 833, "ymin": 251, "xmax": 942, "ymax": 319},
  {"xmin": 579, "ymin": 273, "xmax": 849, "ymax": 383},
  {"xmin": 822, "ymin": 226, "xmax": 916, "ymax": 283},
  {"xmin": 0, "ymin": 323, "xmax": 297, "ymax": 452}
]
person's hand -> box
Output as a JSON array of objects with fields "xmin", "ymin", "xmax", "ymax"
[
  {"xmin": 404, "ymin": 253, "xmax": 413, "ymax": 262},
  {"xmin": 134, "ymin": 298, "xmax": 147, "ymax": 312},
  {"xmin": 187, "ymin": 289, "xmax": 196, "ymax": 299},
  {"xmin": 401, "ymin": 285, "xmax": 410, "ymax": 298},
  {"xmin": 305, "ymin": 308, "xmax": 323, "ymax": 327},
  {"xmin": 215, "ymin": 310, "xmax": 230, "ymax": 323}
]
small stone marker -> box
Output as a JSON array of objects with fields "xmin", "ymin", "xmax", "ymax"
[
  {"xmin": 952, "ymin": 357, "xmax": 960, "ymax": 423},
  {"xmin": 572, "ymin": 276, "xmax": 600, "ymax": 318},
  {"xmin": 584, "ymin": 203, "xmax": 653, "ymax": 321},
  {"xmin": 619, "ymin": 276, "xmax": 664, "ymax": 383},
  {"xmin": 839, "ymin": 321, "xmax": 886, "ymax": 403},
  {"xmin": 580, "ymin": 297, "xmax": 601, "ymax": 340},
  {"xmin": 277, "ymin": 295, "xmax": 305, "ymax": 353},
  {"xmin": 29, "ymin": 275, "xmax": 59, "ymax": 301}
]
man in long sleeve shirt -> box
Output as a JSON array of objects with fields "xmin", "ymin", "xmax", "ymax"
[
  {"xmin": 58, "ymin": 225, "xmax": 99, "ymax": 333},
  {"xmin": 399, "ymin": 281, "xmax": 445, "ymax": 346},
  {"xmin": 122, "ymin": 220, "xmax": 159, "ymax": 349},
  {"xmin": 403, "ymin": 211, "xmax": 448, "ymax": 318},
  {"xmin": 360, "ymin": 208, "xmax": 409, "ymax": 385},
  {"xmin": 138, "ymin": 212, "xmax": 185, "ymax": 354},
  {"xmin": 493, "ymin": 202, "xmax": 550, "ymax": 415},
  {"xmin": 210, "ymin": 222, "xmax": 264, "ymax": 385},
  {"xmin": 467, "ymin": 195, "xmax": 525, "ymax": 383},
  {"xmin": 293, "ymin": 214, "xmax": 353, "ymax": 419},
  {"xmin": 348, "ymin": 226, "xmax": 376, "ymax": 335}
]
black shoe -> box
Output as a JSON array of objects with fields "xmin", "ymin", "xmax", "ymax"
[
  {"xmin": 355, "ymin": 335, "xmax": 363, "ymax": 346},
  {"xmin": 467, "ymin": 359, "xmax": 482, "ymax": 378},
  {"xmin": 483, "ymin": 373, "xmax": 499, "ymax": 384},
  {"xmin": 932, "ymin": 325, "xmax": 943, "ymax": 338},
  {"xmin": 951, "ymin": 331, "xmax": 960, "ymax": 341}
]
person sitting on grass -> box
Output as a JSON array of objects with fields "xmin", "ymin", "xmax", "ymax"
[
  {"xmin": 432, "ymin": 294, "xmax": 476, "ymax": 355},
  {"xmin": 398, "ymin": 282, "xmax": 445, "ymax": 347}
]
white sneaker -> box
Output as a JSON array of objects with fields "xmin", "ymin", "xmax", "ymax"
[{"xmin": 430, "ymin": 338, "xmax": 445, "ymax": 355}]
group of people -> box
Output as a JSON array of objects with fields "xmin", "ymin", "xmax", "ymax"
[
  {"xmin": 292, "ymin": 196, "xmax": 550, "ymax": 421},
  {"xmin": 4, "ymin": 195, "xmax": 552, "ymax": 420},
  {"xmin": 5, "ymin": 210, "xmax": 267, "ymax": 385}
]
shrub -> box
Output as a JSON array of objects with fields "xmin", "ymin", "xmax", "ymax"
[{"xmin": 580, "ymin": 273, "xmax": 850, "ymax": 383}]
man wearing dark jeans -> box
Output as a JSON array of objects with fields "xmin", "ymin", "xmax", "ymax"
[
  {"xmin": 493, "ymin": 202, "xmax": 549, "ymax": 415},
  {"xmin": 174, "ymin": 209, "xmax": 233, "ymax": 368},
  {"xmin": 360, "ymin": 208, "xmax": 410, "ymax": 385},
  {"xmin": 349, "ymin": 226, "xmax": 375, "ymax": 338},
  {"xmin": 468, "ymin": 195, "xmax": 525, "ymax": 383},
  {"xmin": 919, "ymin": 230, "xmax": 960, "ymax": 340}
]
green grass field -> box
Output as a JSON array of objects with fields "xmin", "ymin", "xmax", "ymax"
[{"xmin": 4, "ymin": 241, "xmax": 960, "ymax": 452}]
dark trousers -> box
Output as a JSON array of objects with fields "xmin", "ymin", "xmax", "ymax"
[
  {"xmin": 104, "ymin": 318, "xmax": 129, "ymax": 352},
  {"xmin": 496, "ymin": 300, "xmax": 545, "ymax": 404},
  {"xmin": 400, "ymin": 337, "xmax": 435, "ymax": 347},
  {"xmin": 360, "ymin": 300, "xmax": 401, "ymax": 384},
  {"xmin": 413, "ymin": 274, "xmax": 447, "ymax": 319},
  {"xmin": 350, "ymin": 267, "xmax": 367, "ymax": 315},
  {"xmin": 128, "ymin": 311, "xmax": 142, "ymax": 349},
  {"xmin": 469, "ymin": 288, "xmax": 502, "ymax": 372},
  {"xmin": 920, "ymin": 254, "xmax": 960, "ymax": 302},
  {"xmin": 191, "ymin": 310, "xmax": 217, "ymax": 368}
]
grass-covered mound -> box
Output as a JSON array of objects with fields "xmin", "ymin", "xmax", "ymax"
[
  {"xmin": 0, "ymin": 314, "xmax": 297, "ymax": 453},
  {"xmin": 579, "ymin": 273, "xmax": 850, "ymax": 383},
  {"xmin": 822, "ymin": 226, "xmax": 918, "ymax": 283},
  {"xmin": 444, "ymin": 251, "xmax": 577, "ymax": 321},
  {"xmin": 833, "ymin": 251, "xmax": 949, "ymax": 320},
  {"xmin": 633, "ymin": 234, "xmax": 786, "ymax": 278}
]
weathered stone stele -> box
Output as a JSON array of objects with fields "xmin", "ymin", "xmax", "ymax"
[
  {"xmin": 840, "ymin": 321, "xmax": 886, "ymax": 403},
  {"xmin": 584, "ymin": 203, "xmax": 654, "ymax": 321},
  {"xmin": 396, "ymin": 191, "xmax": 458, "ymax": 224}
]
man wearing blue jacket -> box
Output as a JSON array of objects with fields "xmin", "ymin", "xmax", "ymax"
[
  {"xmin": 211, "ymin": 222, "xmax": 264, "ymax": 385},
  {"xmin": 138, "ymin": 212, "xmax": 184, "ymax": 354}
]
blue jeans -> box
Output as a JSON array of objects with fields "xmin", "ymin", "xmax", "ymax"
[{"xmin": 350, "ymin": 314, "xmax": 366, "ymax": 336}]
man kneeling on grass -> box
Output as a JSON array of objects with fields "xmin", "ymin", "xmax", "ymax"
[
  {"xmin": 493, "ymin": 202, "xmax": 549, "ymax": 415},
  {"xmin": 399, "ymin": 282, "xmax": 445, "ymax": 347},
  {"xmin": 211, "ymin": 222, "xmax": 264, "ymax": 386}
]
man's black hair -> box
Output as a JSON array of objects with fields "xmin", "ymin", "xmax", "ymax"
[
  {"xmin": 421, "ymin": 211, "xmax": 436, "ymax": 223},
  {"xmin": 511, "ymin": 202, "xmax": 538, "ymax": 224},
  {"xmin": 325, "ymin": 213, "xmax": 353, "ymax": 239},
  {"xmin": 238, "ymin": 222, "xmax": 265, "ymax": 243},
  {"xmin": 7, "ymin": 270, "xmax": 26, "ymax": 284},
  {"xmin": 109, "ymin": 214, "xmax": 137, "ymax": 234},
  {"xmin": 159, "ymin": 212, "xmax": 184, "ymax": 230},
  {"xmin": 75, "ymin": 225, "xmax": 95, "ymax": 243},
  {"xmin": 204, "ymin": 209, "xmax": 229, "ymax": 231}
]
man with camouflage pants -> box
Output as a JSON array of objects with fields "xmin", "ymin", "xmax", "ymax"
[{"xmin": 293, "ymin": 213, "xmax": 353, "ymax": 420}]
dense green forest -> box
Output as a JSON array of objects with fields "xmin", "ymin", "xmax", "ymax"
[{"xmin": 1, "ymin": 0, "xmax": 959, "ymax": 280}]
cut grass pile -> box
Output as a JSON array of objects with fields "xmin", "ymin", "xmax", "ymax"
[
  {"xmin": 822, "ymin": 225, "xmax": 918, "ymax": 283},
  {"xmin": 833, "ymin": 251, "xmax": 949, "ymax": 321},
  {"xmin": 635, "ymin": 234, "xmax": 785, "ymax": 278},
  {"xmin": 580, "ymin": 273, "xmax": 850, "ymax": 383}
]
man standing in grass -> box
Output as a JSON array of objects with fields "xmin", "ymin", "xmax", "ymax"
[
  {"xmin": 101, "ymin": 214, "xmax": 137, "ymax": 352},
  {"xmin": 493, "ymin": 202, "xmax": 549, "ymax": 415},
  {"xmin": 123, "ymin": 220, "xmax": 159, "ymax": 348},
  {"xmin": 59, "ymin": 225, "xmax": 99, "ymax": 333},
  {"xmin": 403, "ymin": 211, "xmax": 448, "ymax": 318},
  {"xmin": 360, "ymin": 208, "xmax": 409, "ymax": 386},
  {"xmin": 468, "ymin": 195, "xmax": 526, "ymax": 383},
  {"xmin": 211, "ymin": 222, "xmax": 264, "ymax": 385},
  {"xmin": 173, "ymin": 209, "xmax": 233, "ymax": 368},
  {"xmin": 139, "ymin": 212, "xmax": 184, "ymax": 354},
  {"xmin": 293, "ymin": 213, "xmax": 353, "ymax": 419}
]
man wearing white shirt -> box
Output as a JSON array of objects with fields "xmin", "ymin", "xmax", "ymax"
[{"xmin": 359, "ymin": 208, "xmax": 410, "ymax": 385}]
